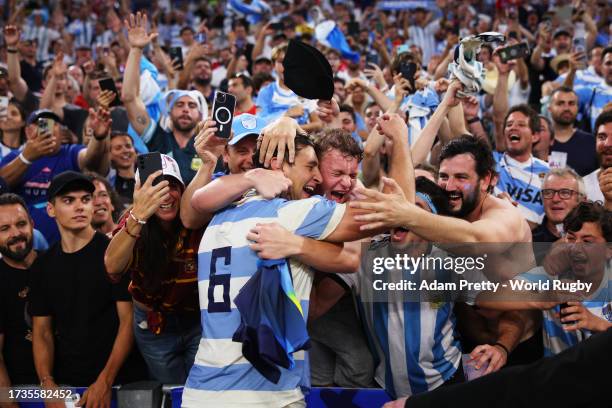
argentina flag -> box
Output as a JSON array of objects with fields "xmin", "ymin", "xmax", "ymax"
[{"xmin": 315, "ymin": 21, "xmax": 360, "ymax": 64}]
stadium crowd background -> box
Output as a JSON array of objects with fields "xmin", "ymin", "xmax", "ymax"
[{"xmin": 0, "ymin": 0, "xmax": 610, "ymax": 407}]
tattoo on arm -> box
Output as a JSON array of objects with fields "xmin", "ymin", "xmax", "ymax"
[{"xmin": 136, "ymin": 116, "xmax": 147, "ymax": 125}]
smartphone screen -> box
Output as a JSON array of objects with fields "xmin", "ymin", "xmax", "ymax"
[
  {"xmin": 168, "ymin": 47, "xmax": 184, "ymax": 70},
  {"xmin": 98, "ymin": 77, "xmax": 120, "ymax": 107},
  {"xmin": 212, "ymin": 91, "xmax": 236, "ymax": 139},
  {"xmin": 137, "ymin": 152, "xmax": 163, "ymax": 186}
]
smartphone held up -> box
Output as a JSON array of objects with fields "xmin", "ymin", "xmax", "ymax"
[{"xmin": 212, "ymin": 91, "xmax": 236, "ymax": 139}]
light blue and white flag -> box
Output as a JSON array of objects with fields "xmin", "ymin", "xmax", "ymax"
[
  {"xmin": 315, "ymin": 21, "xmax": 360, "ymax": 64},
  {"xmin": 377, "ymin": 0, "xmax": 436, "ymax": 11},
  {"xmin": 228, "ymin": 0, "xmax": 272, "ymax": 24}
]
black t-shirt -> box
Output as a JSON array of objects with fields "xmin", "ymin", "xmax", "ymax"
[
  {"xmin": 29, "ymin": 232, "xmax": 131, "ymax": 386},
  {"xmin": 147, "ymin": 123, "xmax": 199, "ymax": 184},
  {"xmin": 0, "ymin": 258, "xmax": 38, "ymax": 385},
  {"xmin": 527, "ymin": 55, "xmax": 557, "ymax": 111},
  {"xmin": 20, "ymin": 60, "xmax": 43, "ymax": 93},
  {"xmin": 550, "ymin": 129, "xmax": 598, "ymax": 177},
  {"xmin": 62, "ymin": 104, "xmax": 89, "ymax": 141},
  {"xmin": 532, "ymin": 217, "xmax": 560, "ymax": 265},
  {"xmin": 114, "ymin": 174, "xmax": 135, "ymax": 212}
]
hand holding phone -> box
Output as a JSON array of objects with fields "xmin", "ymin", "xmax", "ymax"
[
  {"xmin": 560, "ymin": 302, "xmax": 578, "ymax": 326},
  {"xmin": 137, "ymin": 152, "xmax": 164, "ymax": 186},
  {"xmin": 270, "ymin": 22, "xmax": 284, "ymax": 32},
  {"xmin": 212, "ymin": 91, "xmax": 236, "ymax": 139},
  {"xmin": 37, "ymin": 118, "xmax": 54, "ymax": 137},
  {"xmin": 498, "ymin": 42, "xmax": 530, "ymax": 63},
  {"xmin": 98, "ymin": 77, "xmax": 120, "ymax": 107},
  {"xmin": 399, "ymin": 62, "xmax": 417, "ymax": 93},
  {"xmin": 168, "ymin": 47, "xmax": 184, "ymax": 70}
]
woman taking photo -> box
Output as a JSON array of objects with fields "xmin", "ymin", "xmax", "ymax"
[{"xmin": 104, "ymin": 154, "xmax": 204, "ymax": 384}]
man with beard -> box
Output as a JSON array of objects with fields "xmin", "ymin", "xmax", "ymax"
[
  {"xmin": 494, "ymin": 104, "xmax": 550, "ymax": 227},
  {"xmin": 228, "ymin": 74, "xmax": 257, "ymax": 116},
  {"xmin": 122, "ymin": 13, "xmax": 208, "ymax": 184},
  {"xmin": 548, "ymin": 87, "xmax": 598, "ymax": 176},
  {"xmin": 350, "ymin": 134, "xmax": 541, "ymax": 370},
  {"xmin": 0, "ymin": 194, "xmax": 39, "ymax": 388},
  {"xmin": 178, "ymin": 56, "xmax": 216, "ymax": 105},
  {"xmin": 584, "ymin": 111, "xmax": 612, "ymax": 203}
]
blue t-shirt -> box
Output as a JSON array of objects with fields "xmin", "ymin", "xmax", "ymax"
[{"xmin": 0, "ymin": 145, "xmax": 83, "ymax": 244}]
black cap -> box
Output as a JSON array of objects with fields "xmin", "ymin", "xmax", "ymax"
[
  {"xmin": 27, "ymin": 109, "xmax": 62, "ymax": 126},
  {"xmin": 553, "ymin": 27, "xmax": 572, "ymax": 39},
  {"xmin": 283, "ymin": 39, "xmax": 334, "ymax": 100},
  {"xmin": 47, "ymin": 171, "xmax": 95, "ymax": 201}
]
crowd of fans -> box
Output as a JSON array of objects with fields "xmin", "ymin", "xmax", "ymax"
[{"xmin": 0, "ymin": 0, "xmax": 610, "ymax": 407}]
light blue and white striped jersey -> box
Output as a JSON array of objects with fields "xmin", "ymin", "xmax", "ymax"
[
  {"xmin": 493, "ymin": 151, "xmax": 549, "ymax": 224},
  {"xmin": 576, "ymin": 83, "xmax": 612, "ymax": 131},
  {"xmin": 407, "ymin": 19, "xmax": 440, "ymax": 66},
  {"xmin": 256, "ymin": 80, "xmax": 317, "ymax": 126},
  {"xmin": 554, "ymin": 69, "xmax": 604, "ymax": 88},
  {"xmin": 341, "ymin": 239, "xmax": 461, "ymax": 399},
  {"xmin": 182, "ymin": 193, "xmax": 345, "ymax": 408},
  {"xmin": 21, "ymin": 25, "xmax": 60, "ymax": 62},
  {"xmin": 66, "ymin": 18, "xmax": 95, "ymax": 49},
  {"xmin": 518, "ymin": 265, "xmax": 611, "ymax": 356}
]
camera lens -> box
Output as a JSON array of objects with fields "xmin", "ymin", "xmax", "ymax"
[
  {"xmin": 217, "ymin": 93, "xmax": 226, "ymax": 103},
  {"xmin": 215, "ymin": 107, "xmax": 231, "ymax": 124}
]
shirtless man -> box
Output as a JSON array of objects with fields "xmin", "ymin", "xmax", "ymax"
[{"xmin": 351, "ymin": 133, "xmax": 541, "ymax": 388}]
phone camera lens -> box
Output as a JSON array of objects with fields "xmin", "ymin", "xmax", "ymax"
[
  {"xmin": 217, "ymin": 93, "xmax": 226, "ymax": 103},
  {"xmin": 215, "ymin": 107, "xmax": 232, "ymax": 124}
]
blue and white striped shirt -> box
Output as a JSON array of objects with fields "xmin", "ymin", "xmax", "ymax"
[
  {"xmin": 342, "ymin": 240, "xmax": 461, "ymax": 399},
  {"xmin": 182, "ymin": 193, "xmax": 345, "ymax": 407},
  {"xmin": 21, "ymin": 25, "xmax": 60, "ymax": 62},
  {"xmin": 518, "ymin": 265, "xmax": 611, "ymax": 356},
  {"xmin": 576, "ymin": 83, "xmax": 612, "ymax": 131},
  {"xmin": 67, "ymin": 18, "xmax": 96, "ymax": 49},
  {"xmin": 493, "ymin": 151, "xmax": 549, "ymax": 224}
]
